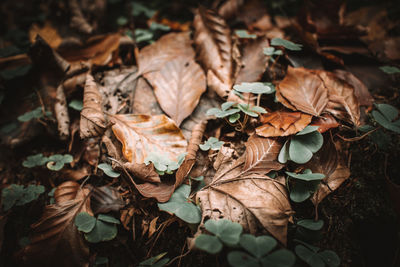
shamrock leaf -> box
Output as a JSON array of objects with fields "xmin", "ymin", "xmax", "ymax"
[
  {"xmin": 271, "ymin": 38, "xmax": 303, "ymax": 51},
  {"xmin": 199, "ymin": 137, "xmax": 224, "ymax": 151},
  {"xmin": 98, "ymin": 163, "xmax": 120, "ymax": 178},
  {"xmin": 46, "ymin": 154, "xmax": 73, "ymax": 171},
  {"xmin": 22, "ymin": 153, "xmax": 48, "ymax": 168}
]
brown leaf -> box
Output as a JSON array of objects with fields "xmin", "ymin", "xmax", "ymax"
[
  {"xmin": 276, "ymin": 67, "xmax": 328, "ymax": 116},
  {"xmin": 311, "ymin": 114, "xmax": 340, "ymax": 133},
  {"xmin": 80, "ymin": 73, "xmax": 107, "ymax": 139},
  {"xmin": 69, "ymin": 0, "xmax": 93, "ymax": 34},
  {"xmin": 131, "ymin": 77, "xmax": 163, "ymax": 115},
  {"xmin": 54, "ymin": 83, "xmax": 70, "ymax": 140},
  {"xmin": 235, "ymin": 37, "xmax": 269, "ymax": 84},
  {"xmin": 193, "ymin": 8, "xmax": 240, "ymax": 102},
  {"xmin": 305, "ymin": 139, "xmax": 350, "ymax": 207},
  {"xmin": 197, "ymin": 146, "xmax": 292, "ymax": 244},
  {"xmin": 241, "ymin": 135, "xmax": 283, "ymax": 175},
  {"xmin": 29, "ymin": 21, "xmax": 62, "ymax": 49},
  {"xmin": 316, "ymin": 70, "xmax": 361, "ymax": 126},
  {"xmin": 144, "ymin": 56, "xmax": 206, "ymax": 126},
  {"xmin": 333, "ymin": 69, "xmax": 373, "ymax": 107},
  {"xmin": 256, "ymin": 111, "xmax": 312, "ymax": 137},
  {"xmin": 138, "ymin": 32, "xmax": 194, "ymax": 74},
  {"xmin": 123, "ymin": 162, "xmax": 161, "ymax": 183},
  {"xmin": 110, "ymin": 114, "xmax": 187, "ymax": 164},
  {"xmin": 217, "ymin": 0, "xmax": 245, "ymax": 20},
  {"xmin": 89, "ymin": 185, "xmax": 125, "ymax": 214},
  {"xmin": 18, "ymin": 181, "xmax": 91, "ymax": 266}
]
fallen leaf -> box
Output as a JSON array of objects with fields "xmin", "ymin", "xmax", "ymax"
[
  {"xmin": 241, "ymin": 135, "xmax": 283, "ymax": 175},
  {"xmin": 197, "ymin": 145, "xmax": 292, "ymax": 245},
  {"xmin": 110, "ymin": 114, "xmax": 187, "ymax": 165},
  {"xmin": 89, "ymin": 185, "xmax": 125, "ymax": 214},
  {"xmin": 144, "ymin": 56, "xmax": 206, "ymax": 126},
  {"xmin": 80, "ymin": 73, "xmax": 107, "ymax": 139},
  {"xmin": 305, "ymin": 138, "xmax": 350, "ymax": 207},
  {"xmin": 131, "ymin": 77, "xmax": 163, "ymax": 115},
  {"xmin": 256, "ymin": 111, "xmax": 312, "ymax": 137},
  {"xmin": 217, "ymin": 0, "xmax": 245, "ymax": 20},
  {"xmin": 276, "ymin": 67, "xmax": 328, "ymax": 116},
  {"xmin": 310, "ymin": 114, "xmax": 340, "ymax": 133},
  {"xmin": 316, "ymin": 70, "xmax": 361, "ymax": 126},
  {"xmin": 29, "ymin": 21, "xmax": 62, "ymax": 49},
  {"xmin": 69, "ymin": 0, "xmax": 93, "ymax": 34},
  {"xmin": 333, "ymin": 69, "xmax": 373, "ymax": 107},
  {"xmin": 235, "ymin": 37, "xmax": 269, "ymax": 84},
  {"xmin": 193, "ymin": 7, "xmax": 240, "ymax": 102},
  {"xmin": 18, "ymin": 181, "xmax": 91, "ymax": 266}
]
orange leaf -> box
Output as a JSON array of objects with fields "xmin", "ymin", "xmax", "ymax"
[
  {"xmin": 311, "ymin": 114, "xmax": 340, "ymax": 133},
  {"xmin": 256, "ymin": 111, "xmax": 312, "ymax": 137}
]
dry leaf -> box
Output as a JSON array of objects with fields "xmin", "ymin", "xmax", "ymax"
[
  {"xmin": 217, "ymin": 0, "xmax": 245, "ymax": 20},
  {"xmin": 80, "ymin": 73, "xmax": 107, "ymax": 138},
  {"xmin": 69, "ymin": 0, "xmax": 93, "ymax": 34},
  {"xmin": 276, "ymin": 67, "xmax": 328, "ymax": 116},
  {"xmin": 311, "ymin": 114, "xmax": 340, "ymax": 133},
  {"xmin": 197, "ymin": 145, "xmax": 292, "ymax": 244},
  {"xmin": 55, "ymin": 83, "xmax": 70, "ymax": 140},
  {"xmin": 89, "ymin": 185, "xmax": 125, "ymax": 214},
  {"xmin": 18, "ymin": 181, "xmax": 91, "ymax": 266},
  {"xmin": 193, "ymin": 8, "xmax": 240, "ymax": 102},
  {"xmin": 305, "ymin": 139, "xmax": 350, "ymax": 207},
  {"xmin": 29, "ymin": 21, "xmax": 62, "ymax": 49},
  {"xmin": 235, "ymin": 37, "xmax": 269, "ymax": 84},
  {"xmin": 138, "ymin": 32, "xmax": 194, "ymax": 74},
  {"xmin": 256, "ymin": 111, "xmax": 312, "ymax": 137},
  {"xmin": 124, "ymin": 162, "xmax": 161, "ymax": 183},
  {"xmin": 131, "ymin": 77, "xmax": 163, "ymax": 115},
  {"xmin": 316, "ymin": 70, "xmax": 361, "ymax": 126},
  {"xmin": 241, "ymin": 135, "xmax": 283, "ymax": 175},
  {"xmin": 144, "ymin": 57, "xmax": 206, "ymax": 126},
  {"xmin": 333, "ymin": 69, "xmax": 373, "ymax": 107},
  {"xmin": 110, "ymin": 114, "xmax": 187, "ymax": 164}
]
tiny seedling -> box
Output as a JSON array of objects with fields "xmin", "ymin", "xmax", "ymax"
[
  {"xmin": 22, "ymin": 153, "xmax": 49, "ymax": 168},
  {"xmin": 233, "ymin": 82, "xmax": 275, "ymax": 95},
  {"xmin": 263, "ymin": 47, "xmax": 283, "ymax": 62},
  {"xmin": 286, "ymin": 169, "xmax": 325, "ymax": 203},
  {"xmin": 133, "ymin": 22, "xmax": 170, "ymax": 44},
  {"xmin": 235, "ymin": 30, "xmax": 257, "ymax": 39},
  {"xmin": 279, "ymin": 126, "xmax": 323, "ymax": 164},
  {"xmin": 2, "ymin": 184, "xmax": 45, "ymax": 211},
  {"xmin": 131, "ymin": 2, "xmax": 156, "ymax": 18},
  {"xmin": 227, "ymin": 234, "xmax": 296, "ymax": 267},
  {"xmin": 157, "ymin": 184, "xmax": 201, "ymax": 224},
  {"xmin": 199, "ymin": 137, "xmax": 224, "ymax": 151},
  {"xmin": 145, "ymin": 152, "xmax": 186, "ymax": 175},
  {"xmin": 17, "ymin": 107, "xmax": 52, "ymax": 122},
  {"xmin": 270, "ymin": 38, "xmax": 303, "ymax": 51},
  {"xmin": 75, "ymin": 212, "xmax": 120, "ymax": 243},
  {"xmin": 139, "ymin": 252, "xmax": 170, "ymax": 267},
  {"xmin": 68, "ymin": 100, "xmax": 83, "ymax": 111},
  {"xmin": 295, "ymin": 241, "xmax": 340, "ymax": 267},
  {"xmin": 379, "ymin": 66, "xmax": 400, "ymax": 74},
  {"xmin": 98, "ymin": 163, "xmax": 120, "ymax": 178},
  {"xmin": 195, "ymin": 219, "xmax": 243, "ymax": 254},
  {"xmin": 372, "ymin": 103, "xmax": 400, "ymax": 134},
  {"xmin": 23, "ymin": 153, "xmax": 73, "ymax": 171}
]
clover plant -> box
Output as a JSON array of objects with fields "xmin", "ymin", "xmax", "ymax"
[
  {"xmin": 2, "ymin": 184, "xmax": 45, "ymax": 211},
  {"xmin": 145, "ymin": 152, "xmax": 186, "ymax": 175},
  {"xmin": 23, "ymin": 153, "xmax": 73, "ymax": 171},
  {"xmin": 372, "ymin": 103, "xmax": 400, "ymax": 134},
  {"xmin": 199, "ymin": 137, "xmax": 224, "ymax": 151},
  {"xmin": 98, "ymin": 163, "xmax": 120, "ymax": 178},
  {"xmin": 279, "ymin": 126, "xmax": 323, "ymax": 164},
  {"xmin": 379, "ymin": 66, "xmax": 400, "ymax": 74},
  {"xmin": 139, "ymin": 252, "xmax": 169, "ymax": 267},
  {"xmin": 75, "ymin": 212, "xmax": 120, "ymax": 243},
  {"xmin": 286, "ymin": 169, "xmax": 325, "ymax": 203},
  {"xmin": 295, "ymin": 241, "xmax": 340, "ymax": 267},
  {"xmin": 17, "ymin": 107, "xmax": 52, "ymax": 122}
]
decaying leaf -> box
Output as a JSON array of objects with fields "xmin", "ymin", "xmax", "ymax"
[
  {"xmin": 29, "ymin": 21, "xmax": 62, "ymax": 49},
  {"xmin": 217, "ymin": 0, "xmax": 245, "ymax": 20},
  {"xmin": 110, "ymin": 114, "xmax": 187, "ymax": 165},
  {"xmin": 276, "ymin": 67, "xmax": 328, "ymax": 116},
  {"xmin": 197, "ymin": 143, "xmax": 292, "ymax": 245},
  {"xmin": 144, "ymin": 56, "xmax": 206, "ymax": 126},
  {"xmin": 80, "ymin": 73, "xmax": 107, "ymax": 139},
  {"xmin": 316, "ymin": 70, "xmax": 361, "ymax": 126},
  {"xmin": 18, "ymin": 181, "xmax": 91, "ymax": 266},
  {"xmin": 69, "ymin": 0, "xmax": 93, "ymax": 34},
  {"xmin": 256, "ymin": 111, "xmax": 312, "ymax": 137},
  {"xmin": 55, "ymin": 83, "xmax": 70, "ymax": 140},
  {"xmin": 311, "ymin": 114, "xmax": 340, "ymax": 133},
  {"xmin": 89, "ymin": 185, "xmax": 125, "ymax": 214},
  {"xmin": 235, "ymin": 37, "xmax": 269, "ymax": 84},
  {"xmin": 193, "ymin": 7, "xmax": 240, "ymax": 102},
  {"xmin": 241, "ymin": 135, "xmax": 283, "ymax": 175},
  {"xmin": 305, "ymin": 138, "xmax": 350, "ymax": 207}
]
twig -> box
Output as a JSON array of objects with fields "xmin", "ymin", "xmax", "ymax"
[{"xmin": 336, "ymin": 127, "xmax": 379, "ymax": 142}]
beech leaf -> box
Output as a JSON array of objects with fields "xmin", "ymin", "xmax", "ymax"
[{"xmin": 256, "ymin": 111, "xmax": 312, "ymax": 137}]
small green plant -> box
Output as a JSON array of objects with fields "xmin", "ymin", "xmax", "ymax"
[
  {"xmin": 131, "ymin": 2, "xmax": 156, "ymax": 18},
  {"xmin": 295, "ymin": 241, "xmax": 340, "ymax": 267},
  {"xmin": 371, "ymin": 103, "xmax": 400, "ymax": 134},
  {"xmin": 132, "ymin": 22, "xmax": 170, "ymax": 44},
  {"xmin": 271, "ymin": 38, "xmax": 303, "ymax": 51},
  {"xmin": 139, "ymin": 252, "xmax": 170, "ymax": 267},
  {"xmin": 98, "ymin": 163, "xmax": 120, "ymax": 178},
  {"xmin": 235, "ymin": 30, "xmax": 257, "ymax": 39},
  {"xmin": 379, "ymin": 65, "xmax": 400, "ymax": 74},
  {"xmin": 286, "ymin": 169, "xmax": 325, "ymax": 203},
  {"xmin": 75, "ymin": 212, "xmax": 120, "ymax": 243},
  {"xmin": 68, "ymin": 100, "xmax": 83, "ymax": 111},
  {"xmin": 199, "ymin": 137, "xmax": 224, "ymax": 151},
  {"xmin": 228, "ymin": 234, "xmax": 296, "ymax": 267},
  {"xmin": 145, "ymin": 152, "xmax": 186, "ymax": 175},
  {"xmin": 2, "ymin": 184, "xmax": 45, "ymax": 211},
  {"xmin": 195, "ymin": 219, "xmax": 243, "ymax": 254},
  {"xmin": 279, "ymin": 126, "xmax": 324, "ymax": 164},
  {"xmin": 263, "ymin": 47, "xmax": 283, "ymax": 62},
  {"xmin": 158, "ymin": 184, "xmax": 201, "ymax": 224},
  {"xmin": 17, "ymin": 107, "xmax": 52, "ymax": 122},
  {"xmin": 22, "ymin": 153, "xmax": 73, "ymax": 171}
]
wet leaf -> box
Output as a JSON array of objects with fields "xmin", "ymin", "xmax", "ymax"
[
  {"xmin": 18, "ymin": 181, "xmax": 92, "ymax": 266},
  {"xmin": 80, "ymin": 74, "xmax": 107, "ymax": 138},
  {"xmin": 197, "ymin": 146, "xmax": 292, "ymax": 244},
  {"xmin": 277, "ymin": 67, "xmax": 328, "ymax": 116},
  {"xmin": 46, "ymin": 154, "xmax": 73, "ymax": 171},
  {"xmin": 144, "ymin": 55, "xmax": 206, "ymax": 126},
  {"xmin": 256, "ymin": 111, "xmax": 312, "ymax": 137}
]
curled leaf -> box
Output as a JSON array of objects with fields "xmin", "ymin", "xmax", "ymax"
[{"xmin": 256, "ymin": 111, "xmax": 312, "ymax": 137}]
